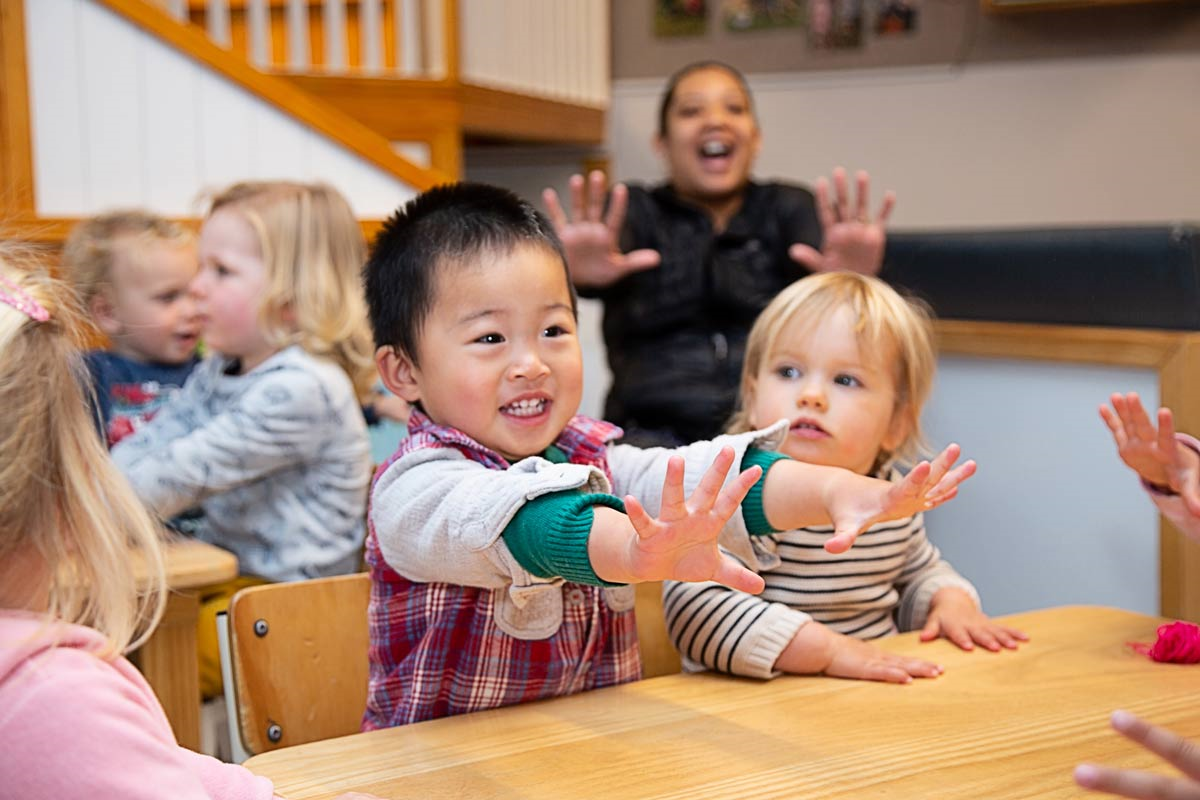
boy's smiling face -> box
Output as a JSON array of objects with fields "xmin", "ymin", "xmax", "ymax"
[{"xmin": 381, "ymin": 243, "xmax": 583, "ymax": 462}]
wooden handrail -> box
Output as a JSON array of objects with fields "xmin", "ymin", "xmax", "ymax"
[{"xmin": 96, "ymin": 0, "xmax": 449, "ymax": 190}]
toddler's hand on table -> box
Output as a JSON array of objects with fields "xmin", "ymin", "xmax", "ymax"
[
  {"xmin": 778, "ymin": 621, "xmax": 941, "ymax": 684},
  {"xmin": 823, "ymin": 443, "xmax": 976, "ymax": 554},
  {"xmin": 920, "ymin": 587, "xmax": 1027, "ymax": 652},
  {"xmin": 789, "ymin": 167, "xmax": 894, "ymax": 276},
  {"xmin": 621, "ymin": 446, "xmax": 765, "ymax": 594},
  {"xmin": 543, "ymin": 171, "xmax": 661, "ymax": 289},
  {"xmin": 1075, "ymin": 710, "xmax": 1200, "ymax": 799}
]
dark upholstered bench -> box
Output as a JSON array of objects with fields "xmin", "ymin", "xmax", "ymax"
[{"xmin": 881, "ymin": 225, "xmax": 1200, "ymax": 330}]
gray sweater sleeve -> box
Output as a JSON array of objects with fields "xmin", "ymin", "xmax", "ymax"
[
  {"xmin": 371, "ymin": 447, "xmax": 612, "ymax": 590},
  {"xmin": 112, "ymin": 359, "xmax": 340, "ymax": 519}
]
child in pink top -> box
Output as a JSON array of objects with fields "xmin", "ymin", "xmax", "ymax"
[{"xmin": 0, "ymin": 258, "xmax": 376, "ymax": 799}]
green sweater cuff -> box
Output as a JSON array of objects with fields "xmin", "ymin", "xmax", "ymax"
[
  {"xmin": 741, "ymin": 447, "xmax": 791, "ymax": 536},
  {"xmin": 503, "ymin": 492, "xmax": 627, "ymax": 586}
]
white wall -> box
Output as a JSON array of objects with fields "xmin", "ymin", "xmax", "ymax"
[
  {"xmin": 604, "ymin": 53, "xmax": 1200, "ymax": 615},
  {"xmin": 24, "ymin": 0, "xmax": 418, "ymax": 218}
]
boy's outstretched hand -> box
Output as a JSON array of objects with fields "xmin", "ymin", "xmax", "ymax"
[
  {"xmin": 823, "ymin": 443, "xmax": 976, "ymax": 554},
  {"xmin": 589, "ymin": 446, "xmax": 765, "ymax": 594},
  {"xmin": 1100, "ymin": 392, "xmax": 1200, "ymax": 517}
]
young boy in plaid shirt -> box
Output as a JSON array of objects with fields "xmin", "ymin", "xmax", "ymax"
[{"xmin": 360, "ymin": 182, "xmax": 975, "ymax": 728}]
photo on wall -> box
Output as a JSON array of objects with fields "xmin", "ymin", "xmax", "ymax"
[
  {"xmin": 655, "ymin": 0, "xmax": 709, "ymax": 37},
  {"xmin": 875, "ymin": 0, "xmax": 919, "ymax": 34},
  {"xmin": 723, "ymin": 0, "xmax": 804, "ymax": 32},
  {"xmin": 809, "ymin": 0, "xmax": 864, "ymax": 49}
]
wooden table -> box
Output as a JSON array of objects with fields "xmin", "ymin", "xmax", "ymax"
[
  {"xmin": 245, "ymin": 606, "xmax": 1200, "ymax": 799},
  {"xmin": 135, "ymin": 538, "xmax": 238, "ymax": 751}
]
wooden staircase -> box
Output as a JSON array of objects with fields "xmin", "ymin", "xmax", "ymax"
[{"xmin": 0, "ymin": 0, "xmax": 608, "ymax": 245}]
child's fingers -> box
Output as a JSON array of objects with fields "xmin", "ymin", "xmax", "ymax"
[
  {"xmin": 712, "ymin": 555, "xmax": 765, "ymax": 595},
  {"xmin": 711, "ymin": 465, "xmax": 762, "ymax": 521},
  {"xmin": 658, "ymin": 455, "xmax": 688, "ymax": 517},
  {"xmin": 895, "ymin": 461, "xmax": 932, "ymax": 499},
  {"xmin": 1111, "ymin": 710, "xmax": 1200, "ymax": 779},
  {"xmin": 824, "ymin": 527, "xmax": 862, "ymax": 554},
  {"xmin": 542, "ymin": 187, "xmax": 568, "ymax": 231},
  {"xmin": 624, "ymin": 495, "xmax": 655, "ymax": 538},
  {"xmin": 919, "ymin": 616, "xmax": 941, "ymax": 642},
  {"xmin": 927, "ymin": 460, "xmax": 976, "ymax": 501},
  {"xmin": 1158, "ymin": 408, "xmax": 1178, "ymax": 460},
  {"xmin": 923, "ymin": 443, "xmax": 962, "ymax": 487},
  {"xmin": 690, "ymin": 447, "xmax": 737, "ymax": 513}
]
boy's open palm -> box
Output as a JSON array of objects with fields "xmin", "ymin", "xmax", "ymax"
[
  {"xmin": 824, "ymin": 443, "xmax": 976, "ymax": 554},
  {"xmin": 623, "ymin": 447, "xmax": 766, "ymax": 595}
]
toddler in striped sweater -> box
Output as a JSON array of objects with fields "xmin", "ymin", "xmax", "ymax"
[{"xmin": 665, "ymin": 272, "xmax": 1026, "ymax": 682}]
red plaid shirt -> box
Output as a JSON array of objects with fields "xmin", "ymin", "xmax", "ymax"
[{"xmin": 362, "ymin": 411, "xmax": 642, "ymax": 729}]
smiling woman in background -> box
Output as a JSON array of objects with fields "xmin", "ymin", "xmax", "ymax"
[{"xmin": 545, "ymin": 60, "xmax": 895, "ymax": 447}]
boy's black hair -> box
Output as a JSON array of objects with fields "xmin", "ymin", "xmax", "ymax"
[
  {"xmin": 364, "ymin": 181, "xmax": 574, "ymax": 365},
  {"xmin": 657, "ymin": 60, "xmax": 755, "ymax": 139}
]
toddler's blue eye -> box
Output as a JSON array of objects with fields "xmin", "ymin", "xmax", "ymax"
[
  {"xmin": 776, "ymin": 366, "xmax": 800, "ymax": 379},
  {"xmin": 834, "ymin": 374, "xmax": 862, "ymax": 388}
]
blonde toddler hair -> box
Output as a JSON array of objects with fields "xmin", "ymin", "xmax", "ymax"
[
  {"xmin": 62, "ymin": 210, "xmax": 195, "ymax": 306},
  {"xmin": 0, "ymin": 255, "xmax": 166, "ymax": 654},
  {"xmin": 207, "ymin": 181, "xmax": 376, "ymax": 402},
  {"xmin": 728, "ymin": 271, "xmax": 937, "ymax": 466}
]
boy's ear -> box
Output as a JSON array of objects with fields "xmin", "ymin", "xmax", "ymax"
[
  {"xmin": 376, "ymin": 345, "xmax": 421, "ymax": 404},
  {"xmin": 90, "ymin": 290, "xmax": 122, "ymax": 338}
]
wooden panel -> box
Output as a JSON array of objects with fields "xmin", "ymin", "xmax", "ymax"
[
  {"xmin": 0, "ymin": 0, "xmax": 34, "ymax": 213},
  {"xmin": 229, "ymin": 573, "xmax": 370, "ymax": 754},
  {"xmin": 459, "ymin": 83, "xmax": 604, "ymax": 144},
  {"xmin": 935, "ymin": 319, "xmax": 1200, "ymax": 619}
]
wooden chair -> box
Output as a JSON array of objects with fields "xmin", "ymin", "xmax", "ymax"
[
  {"xmin": 635, "ymin": 581, "xmax": 682, "ymax": 678},
  {"xmin": 219, "ymin": 572, "xmax": 370, "ymax": 759}
]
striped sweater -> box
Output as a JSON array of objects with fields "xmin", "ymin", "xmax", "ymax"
[{"xmin": 663, "ymin": 469, "xmax": 978, "ymax": 679}]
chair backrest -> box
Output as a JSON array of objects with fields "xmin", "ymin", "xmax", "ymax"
[
  {"xmin": 227, "ymin": 572, "xmax": 370, "ymax": 755},
  {"xmin": 634, "ymin": 581, "xmax": 682, "ymax": 678}
]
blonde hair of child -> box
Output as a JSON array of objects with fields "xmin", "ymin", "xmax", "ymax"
[
  {"xmin": 728, "ymin": 271, "xmax": 937, "ymax": 465},
  {"xmin": 0, "ymin": 255, "xmax": 166, "ymax": 655},
  {"xmin": 207, "ymin": 181, "xmax": 376, "ymax": 402},
  {"xmin": 61, "ymin": 210, "xmax": 196, "ymax": 306}
]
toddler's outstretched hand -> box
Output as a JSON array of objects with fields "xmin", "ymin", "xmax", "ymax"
[
  {"xmin": 619, "ymin": 447, "xmax": 765, "ymax": 594},
  {"xmin": 824, "ymin": 443, "xmax": 976, "ymax": 554},
  {"xmin": 1101, "ymin": 392, "xmax": 1200, "ymax": 517},
  {"xmin": 1075, "ymin": 711, "xmax": 1200, "ymax": 799},
  {"xmin": 919, "ymin": 587, "xmax": 1027, "ymax": 652},
  {"xmin": 543, "ymin": 171, "xmax": 661, "ymax": 289},
  {"xmin": 789, "ymin": 167, "xmax": 894, "ymax": 276}
]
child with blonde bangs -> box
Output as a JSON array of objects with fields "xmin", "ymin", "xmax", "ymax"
[
  {"xmin": 0, "ymin": 260, "xmax": 284, "ymax": 797},
  {"xmin": 112, "ymin": 181, "xmax": 375, "ymax": 698},
  {"xmin": 63, "ymin": 210, "xmax": 202, "ymax": 447},
  {"xmin": 665, "ymin": 272, "xmax": 1026, "ymax": 683}
]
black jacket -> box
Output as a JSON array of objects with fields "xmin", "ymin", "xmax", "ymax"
[{"xmin": 581, "ymin": 181, "xmax": 821, "ymax": 447}]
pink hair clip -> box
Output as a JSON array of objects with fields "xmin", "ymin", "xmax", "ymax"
[{"xmin": 0, "ymin": 273, "xmax": 50, "ymax": 322}]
